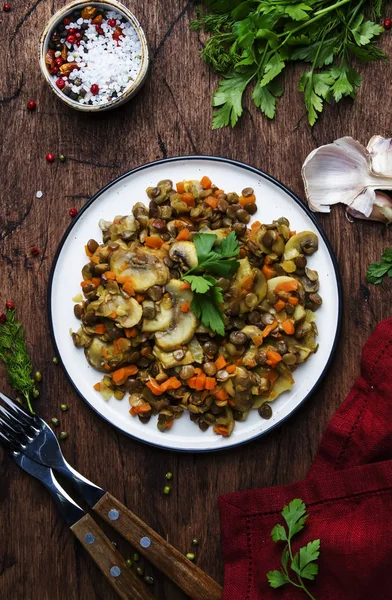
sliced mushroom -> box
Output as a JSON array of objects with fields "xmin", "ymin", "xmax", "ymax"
[
  {"xmin": 84, "ymin": 337, "xmax": 131, "ymax": 372},
  {"xmin": 142, "ymin": 298, "xmax": 173, "ymax": 333},
  {"xmin": 110, "ymin": 246, "xmax": 170, "ymax": 292},
  {"xmin": 153, "ymin": 345, "xmax": 194, "ymax": 369},
  {"xmin": 169, "ymin": 241, "xmax": 198, "ymax": 270},
  {"xmin": 155, "ymin": 279, "xmax": 198, "ymax": 351},
  {"xmin": 267, "ymin": 276, "xmax": 296, "ymax": 293},
  {"xmin": 284, "ymin": 231, "xmax": 318, "ymax": 260},
  {"xmin": 95, "ymin": 294, "xmax": 142, "ymax": 329}
]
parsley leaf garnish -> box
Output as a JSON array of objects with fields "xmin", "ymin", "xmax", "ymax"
[
  {"xmin": 267, "ymin": 498, "xmax": 320, "ymax": 599},
  {"xmin": 191, "ymin": 0, "xmax": 387, "ymax": 127},
  {"xmin": 182, "ymin": 232, "xmax": 240, "ymax": 335},
  {"xmin": 366, "ymin": 248, "xmax": 392, "ymax": 285}
]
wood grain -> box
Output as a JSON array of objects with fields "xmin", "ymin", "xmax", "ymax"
[{"xmin": 0, "ymin": 1, "xmax": 392, "ymax": 599}]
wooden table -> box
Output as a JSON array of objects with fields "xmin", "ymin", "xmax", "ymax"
[{"xmin": 1, "ymin": 1, "xmax": 391, "ymax": 598}]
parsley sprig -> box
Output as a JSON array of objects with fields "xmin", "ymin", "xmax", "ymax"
[
  {"xmin": 267, "ymin": 499, "xmax": 320, "ymax": 600},
  {"xmin": 366, "ymin": 248, "xmax": 392, "ymax": 285},
  {"xmin": 0, "ymin": 308, "xmax": 37, "ymax": 413},
  {"xmin": 182, "ymin": 232, "xmax": 240, "ymax": 335},
  {"xmin": 191, "ymin": 0, "xmax": 386, "ymax": 128}
]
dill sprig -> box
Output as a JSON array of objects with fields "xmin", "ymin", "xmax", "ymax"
[{"xmin": 0, "ymin": 308, "xmax": 37, "ymax": 413}]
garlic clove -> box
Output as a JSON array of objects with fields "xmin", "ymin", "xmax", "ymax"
[
  {"xmin": 367, "ymin": 136, "xmax": 392, "ymax": 177},
  {"xmin": 302, "ymin": 137, "xmax": 374, "ymax": 214},
  {"xmin": 346, "ymin": 191, "xmax": 392, "ymax": 224}
]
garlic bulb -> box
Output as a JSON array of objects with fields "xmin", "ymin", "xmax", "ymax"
[
  {"xmin": 347, "ymin": 191, "xmax": 392, "ymax": 224},
  {"xmin": 302, "ymin": 136, "xmax": 392, "ymax": 221}
]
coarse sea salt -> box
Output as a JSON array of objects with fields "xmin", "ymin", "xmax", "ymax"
[{"xmin": 50, "ymin": 9, "xmax": 142, "ymax": 106}]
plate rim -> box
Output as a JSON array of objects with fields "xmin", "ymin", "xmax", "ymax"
[{"xmin": 48, "ymin": 155, "xmax": 343, "ymax": 453}]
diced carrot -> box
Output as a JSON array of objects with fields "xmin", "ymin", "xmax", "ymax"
[
  {"xmin": 177, "ymin": 228, "xmax": 190, "ymax": 241},
  {"xmin": 261, "ymin": 321, "xmax": 278, "ymax": 338},
  {"xmin": 116, "ymin": 274, "xmax": 135, "ymax": 285},
  {"xmin": 180, "ymin": 282, "xmax": 191, "ymax": 290},
  {"xmin": 251, "ymin": 220, "xmax": 261, "ymax": 230},
  {"xmin": 205, "ymin": 196, "xmax": 218, "ymax": 209},
  {"xmin": 253, "ymin": 335, "xmax": 263, "ymax": 347},
  {"xmin": 193, "ymin": 367, "xmax": 202, "ymax": 375},
  {"xmin": 239, "ymin": 194, "xmax": 256, "ymax": 206},
  {"xmin": 103, "ymin": 271, "xmax": 116, "ymax": 281},
  {"xmin": 266, "ymin": 349, "xmax": 282, "ymax": 367},
  {"xmin": 90, "ymin": 255, "xmax": 100, "ymax": 264},
  {"xmin": 130, "ymin": 402, "xmax": 152, "ymax": 416},
  {"xmin": 125, "ymin": 326, "xmax": 138, "ymax": 338},
  {"xmin": 160, "ymin": 377, "xmax": 182, "ymax": 392},
  {"xmin": 200, "ymin": 175, "xmax": 212, "ymax": 189},
  {"xmin": 85, "ymin": 245, "xmax": 93, "ymax": 257},
  {"xmin": 262, "ymin": 265, "xmax": 275, "ymax": 280},
  {"xmin": 93, "ymin": 382, "xmax": 101, "ymax": 391},
  {"xmin": 195, "ymin": 373, "xmax": 206, "ymax": 391},
  {"xmin": 112, "ymin": 364, "xmax": 138, "ymax": 385},
  {"xmin": 264, "ymin": 256, "xmax": 273, "ymax": 265},
  {"xmin": 281, "ymin": 319, "xmax": 295, "ymax": 335},
  {"xmin": 80, "ymin": 279, "xmax": 92, "ymax": 288},
  {"xmin": 290, "ymin": 230, "xmax": 296, "ymax": 237},
  {"xmin": 113, "ymin": 338, "xmax": 130, "ymax": 355},
  {"xmin": 141, "ymin": 347, "xmax": 151, "ymax": 357},
  {"xmin": 239, "ymin": 248, "xmax": 247, "ymax": 258},
  {"xmin": 213, "ymin": 425, "xmax": 229, "ymax": 437},
  {"xmin": 205, "ymin": 377, "xmax": 216, "ymax": 390},
  {"xmin": 182, "ymin": 192, "xmax": 195, "ymax": 207},
  {"xmin": 242, "ymin": 275, "xmax": 255, "ymax": 291},
  {"xmin": 91, "ymin": 277, "xmax": 101, "ymax": 287},
  {"xmin": 95, "ymin": 324, "xmax": 106, "ymax": 335},
  {"xmin": 145, "ymin": 236, "xmax": 164, "ymax": 249},
  {"xmin": 176, "ymin": 181, "xmax": 185, "ymax": 194},
  {"xmin": 213, "ymin": 189, "xmax": 225, "ymax": 198},
  {"xmin": 215, "ymin": 356, "xmax": 227, "ymax": 370},
  {"xmin": 274, "ymin": 299, "xmax": 286, "ymax": 313},
  {"xmin": 214, "ymin": 388, "xmax": 229, "ymax": 401},
  {"xmin": 275, "ymin": 280, "xmax": 298, "ymax": 293},
  {"xmin": 108, "ymin": 311, "xmax": 118, "ymax": 319},
  {"xmin": 266, "ymin": 370, "xmax": 279, "ymax": 384},
  {"xmin": 228, "ymin": 399, "xmax": 236, "ymax": 408},
  {"xmin": 136, "ymin": 294, "xmax": 145, "ymax": 303},
  {"xmin": 122, "ymin": 281, "xmax": 135, "ymax": 296},
  {"xmin": 226, "ymin": 365, "xmax": 236, "ymax": 374},
  {"xmin": 187, "ymin": 376, "xmax": 198, "ymax": 389},
  {"xmin": 180, "ymin": 301, "xmax": 190, "ymax": 313},
  {"xmin": 235, "ymin": 358, "xmax": 243, "ymax": 365},
  {"xmin": 174, "ymin": 219, "xmax": 186, "ymax": 229},
  {"xmin": 288, "ymin": 296, "xmax": 299, "ymax": 306},
  {"xmin": 146, "ymin": 378, "xmax": 164, "ymax": 395},
  {"xmin": 165, "ymin": 418, "xmax": 175, "ymax": 430}
]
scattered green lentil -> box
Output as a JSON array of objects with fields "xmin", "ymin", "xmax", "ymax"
[
  {"xmin": 126, "ymin": 559, "xmax": 132, "ymax": 568},
  {"xmin": 59, "ymin": 154, "xmax": 66, "ymax": 162},
  {"xmin": 34, "ymin": 371, "xmax": 42, "ymax": 382},
  {"xmin": 144, "ymin": 575, "xmax": 154, "ymax": 585},
  {"xmin": 133, "ymin": 553, "xmax": 140, "ymax": 562},
  {"xmin": 60, "ymin": 403, "xmax": 69, "ymax": 412},
  {"xmin": 136, "ymin": 566, "xmax": 144, "ymax": 577},
  {"xmin": 163, "ymin": 485, "xmax": 171, "ymax": 495},
  {"xmin": 165, "ymin": 472, "xmax": 173, "ymax": 480},
  {"xmin": 52, "ymin": 356, "xmax": 59, "ymax": 364},
  {"xmin": 51, "ymin": 417, "xmax": 60, "ymax": 427},
  {"xmin": 32, "ymin": 388, "xmax": 40, "ymax": 398},
  {"xmin": 186, "ymin": 553, "xmax": 195, "ymax": 561},
  {"xmin": 59, "ymin": 431, "xmax": 68, "ymax": 440},
  {"xmin": 192, "ymin": 538, "xmax": 199, "ymax": 546}
]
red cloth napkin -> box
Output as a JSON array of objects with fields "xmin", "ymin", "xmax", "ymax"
[{"xmin": 219, "ymin": 318, "xmax": 392, "ymax": 600}]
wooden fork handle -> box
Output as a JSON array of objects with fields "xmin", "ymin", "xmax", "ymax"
[
  {"xmin": 94, "ymin": 492, "xmax": 223, "ymax": 600},
  {"xmin": 71, "ymin": 513, "xmax": 153, "ymax": 600}
]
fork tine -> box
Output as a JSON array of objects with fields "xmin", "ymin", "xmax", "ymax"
[
  {"xmin": 0, "ymin": 392, "xmax": 37, "ymax": 424},
  {"xmin": 0, "ymin": 408, "xmax": 32, "ymax": 439},
  {"xmin": 0, "ymin": 420, "xmax": 24, "ymax": 452}
]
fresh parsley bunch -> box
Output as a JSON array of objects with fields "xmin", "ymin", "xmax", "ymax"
[
  {"xmin": 182, "ymin": 231, "xmax": 240, "ymax": 335},
  {"xmin": 366, "ymin": 248, "xmax": 392, "ymax": 284},
  {"xmin": 267, "ymin": 498, "xmax": 320, "ymax": 599},
  {"xmin": 191, "ymin": 0, "xmax": 386, "ymax": 128}
]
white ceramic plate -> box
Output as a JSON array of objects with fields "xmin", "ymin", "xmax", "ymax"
[{"xmin": 49, "ymin": 156, "xmax": 342, "ymax": 452}]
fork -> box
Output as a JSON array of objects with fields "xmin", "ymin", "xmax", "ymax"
[{"xmin": 0, "ymin": 392, "xmax": 222, "ymax": 600}]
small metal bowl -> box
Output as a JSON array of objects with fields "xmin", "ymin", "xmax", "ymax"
[{"xmin": 39, "ymin": 0, "xmax": 149, "ymax": 112}]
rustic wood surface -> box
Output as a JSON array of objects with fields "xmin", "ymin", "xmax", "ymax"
[{"xmin": 1, "ymin": 1, "xmax": 392, "ymax": 599}]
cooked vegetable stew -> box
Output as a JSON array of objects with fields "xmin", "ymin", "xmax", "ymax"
[{"xmin": 71, "ymin": 177, "xmax": 321, "ymax": 437}]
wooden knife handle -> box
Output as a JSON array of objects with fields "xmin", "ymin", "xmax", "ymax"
[
  {"xmin": 94, "ymin": 492, "xmax": 223, "ymax": 600},
  {"xmin": 71, "ymin": 513, "xmax": 153, "ymax": 600}
]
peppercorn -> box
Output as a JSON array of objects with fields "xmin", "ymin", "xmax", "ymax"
[
  {"xmin": 59, "ymin": 431, "xmax": 68, "ymax": 440},
  {"xmin": 52, "ymin": 356, "xmax": 59, "ymax": 364},
  {"xmin": 90, "ymin": 84, "xmax": 99, "ymax": 95},
  {"xmin": 55, "ymin": 57, "xmax": 63, "ymax": 67},
  {"xmin": 51, "ymin": 417, "xmax": 60, "ymax": 427},
  {"xmin": 56, "ymin": 78, "xmax": 65, "ymax": 90},
  {"xmin": 27, "ymin": 100, "xmax": 36, "ymax": 111},
  {"xmin": 46, "ymin": 153, "xmax": 55, "ymax": 162},
  {"xmin": 3, "ymin": 4, "xmax": 11, "ymax": 12},
  {"xmin": 0, "ymin": 314, "xmax": 6, "ymax": 323},
  {"xmin": 59, "ymin": 154, "xmax": 66, "ymax": 162},
  {"xmin": 165, "ymin": 472, "xmax": 173, "ymax": 480},
  {"xmin": 69, "ymin": 207, "xmax": 78, "ymax": 217},
  {"xmin": 384, "ymin": 18, "xmax": 391, "ymax": 29},
  {"xmin": 144, "ymin": 576, "xmax": 154, "ymax": 585},
  {"xmin": 133, "ymin": 553, "xmax": 140, "ymax": 562},
  {"xmin": 136, "ymin": 566, "xmax": 144, "ymax": 577},
  {"xmin": 5, "ymin": 301, "xmax": 15, "ymax": 310},
  {"xmin": 192, "ymin": 538, "xmax": 199, "ymax": 546},
  {"xmin": 163, "ymin": 485, "xmax": 171, "ymax": 495},
  {"xmin": 31, "ymin": 247, "xmax": 40, "ymax": 256},
  {"xmin": 126, "ymin": 558, "xmax": 132, "ymax": 568},
  {"xmin": 60, "ymin": 403, "xmax": 68, "ymax": 411},
  {"xmin": 66, "ymin": 34, "xmax": 76, "ymax": 44},
  {"xmin": 34, "ymin": 371, "xmax": 42, "ymax": 382}
]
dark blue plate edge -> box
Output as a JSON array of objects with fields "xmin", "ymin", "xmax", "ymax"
[{"xmin": 47, "ymin": 155, "xmax": 343, "ymax": 453}]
